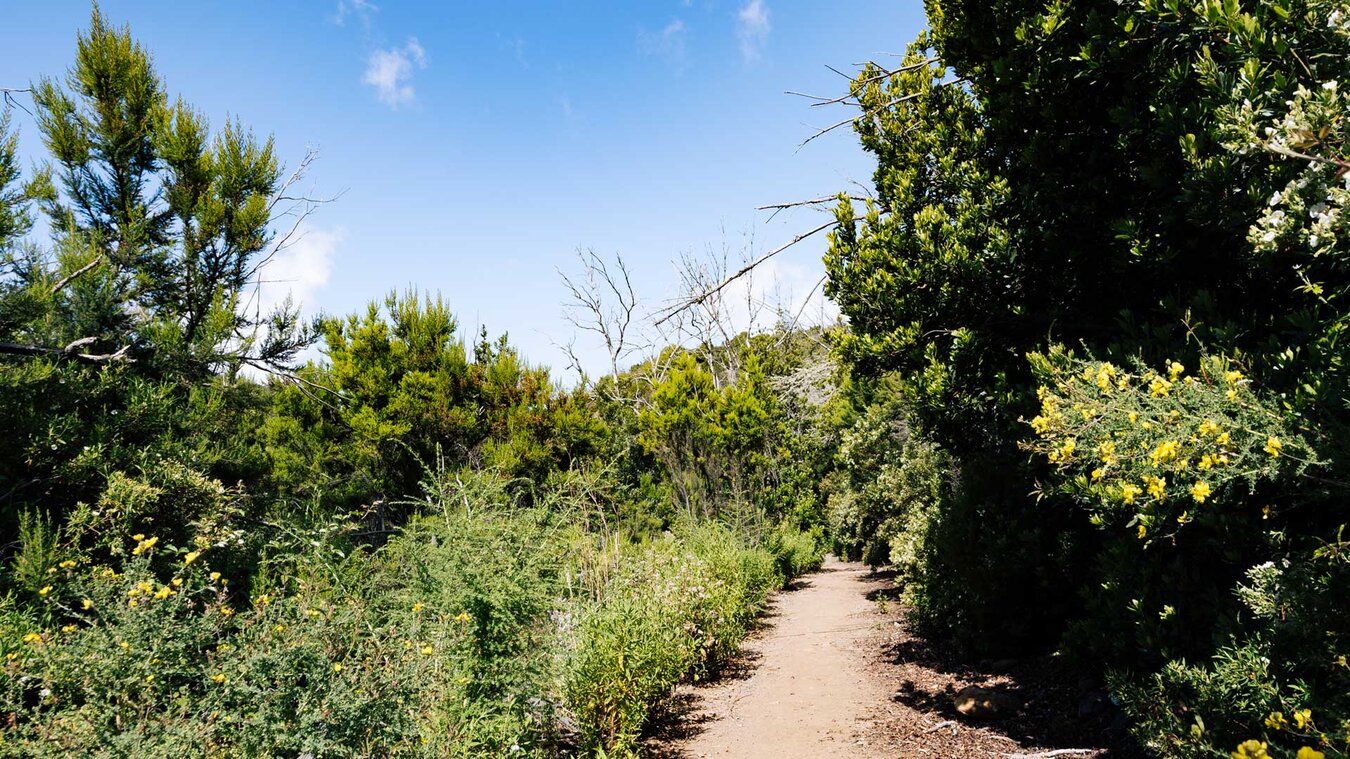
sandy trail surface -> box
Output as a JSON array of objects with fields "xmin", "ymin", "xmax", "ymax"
[
  {"xmin": 647, "ymin": 557, "xmax": 1140, "ymax": 759},
  {"xmin": 649, "ymin": 556, "xmax": 891, "ymax": 758}
]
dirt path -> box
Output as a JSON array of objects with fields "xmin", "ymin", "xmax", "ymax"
[
  {"xmin": 648, "ymin": 557, "xmax": 1141, "ymax": 759},
  {"xmin": 649, "ymin": 557, "xmax": 891, "ymax": 758}
]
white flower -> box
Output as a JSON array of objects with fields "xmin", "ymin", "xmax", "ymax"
[
  {"xmin": 1269, "ymin": 191, "xmax": 1282, "ymax": 206},
  {"xmin": 1324, "ymin": 80, "xmax": 1340, "ymax": 91}
]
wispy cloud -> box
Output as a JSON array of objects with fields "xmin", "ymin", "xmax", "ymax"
[
  {"xmin": 638, "ymin": 19, "xmax": 688, "ymax": 66},
  {"xmin": 363, "ymin": 38, "xmax": 428, "ymax": 108},
  {"xmin": 334, "ymin": 0, "xmax": 377, "ymax": 27},
  {"xmin": 256, "ymin": 224, "xmax": 342, "ymax": 316},
  {"xmin": 736, "ymin": 0, "xmax": 770, "ymax": 62}
]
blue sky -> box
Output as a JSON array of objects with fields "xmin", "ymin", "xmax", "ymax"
[{"xmin": 2, "ymin": 1, "xmax": 925, "ymax": 380}]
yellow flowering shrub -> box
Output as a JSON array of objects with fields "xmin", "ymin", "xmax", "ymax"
[{"xmin": 1027, "ymin": 350, "xmax": 1313, "ymax": 541}]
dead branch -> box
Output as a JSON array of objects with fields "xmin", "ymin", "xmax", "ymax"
[
  {"xmin": 654, "ymin": 217, "xmax": 857, "ymax": 327},
  {"xmin": 560, "ymin": 248, "xmax": 642, "ymax": 383},
  {"xmin": 0, "ymin": 340, "xmax": 133, "ymax": 364},
  {"xmin": 49, "ymin": 252, "xmax": 103, "ymax": 294}
]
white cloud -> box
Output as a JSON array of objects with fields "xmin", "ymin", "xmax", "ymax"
[
  {"xmin": 639, "ymin": 19, "xmax": 688, "ymax": 65},
  {"xmin": 335, "ymin": 0, "xmax": 377, "ymax": 27},
  {"xmin": 736, "ymin": 0, "xmax": 771, "ymax": 62},
  {"xmin": 256, "ymin": 224, "xmax": 342, "ymax": 316},
  {"xmin": 363, "ymin": 38, "xmax": 428, "ymax": 108}
]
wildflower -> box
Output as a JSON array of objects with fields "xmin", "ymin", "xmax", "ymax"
[
  {"xmin": 333, "ymin": 663, "xmax": 343, "ymax": 673},
  {"xmin": 1265, "ymin": 438, "xmax": 1283, "ymax": 457},
  {"xmin": 1232, "ymin": 740, "xmax": 1271, "ymax": 759},
  {"xmin": 132, "ymin": 536, "xmax": 159, "ymax": 555},
  {"xmin": 1225, "ymin": 370, "xmax": 1244, "ymax": 384},
  {"xmin": 38, "ymin": 586, "xmax": 52, "ymax": 597},
  {"xmin": 1293, "ymin": 709, "xmax": 1313, "ymax": 730},
  {"xmin": 1098, "ymin": 441, "xmax": 1117, "ymax": 464},
  {"xmin": 1296, "ymin": 748, "xmax": 1325, "ymax": 759},
  {"xmin": 144, "ymin": 674, "xmax": 154, "ymax": 683},
  {"xmin": 1227, "ymin": 389, "xmax": 1238, "ymax": 401},
  {"xmin": 118, "ymin": 640, "xmax": 129, "ymax": 649},
  {"xmin": 306, "ymin": 608, "xmax": 320, "ymax": 617},
  {"xmin": 1137, "ymin": 524, "xmax": 1148, "ymax": 540},
  {"xmin": 457, "ymin": 676, "xmax": 471, "ymax": 685},
  {"xmin": 133, "ymin": 533, "xmax": 145, "ymax": 541},
  {"xmin": 1121, "ymin": 483, "xmax": 1142, "ymax": 504},
  {"xmin": 1168, "ymin": 360, "xmax": 1185, "ymax": 380},
  {"xmin": 1145, "ymin": 475, "xmax": 1167, "ymax": 500},
  {"xmin": 420, "ymin": 645, "xmax": 434, "ymax": 656},
  {"xmin": 1216, "ymin": 431, "xmax": 1231, "ymax": 446},
  {"xmin": 153, "ymin": 586, "xmax": 174, "ymax": 601},
  {"xmin": 1149, "ymin": 377, "xmax": 1172, "ymax": 397},
  {"xmin": 171, "ymin": 577, "xmax": 183, "ymax": 587},
  {"xmin": 81, "ymin": 599, "xmax": 93, "ymax": 610},
  {"xmin": 219, "ymin": 606, "xmax": 235, "ymax": 617},
  {"xmin": 1198, "ymin": 420, "xmax": 1219, "ymax": 437},
  {"xmin": 274, "ymin": 625, "xmax": 286, "ymax": 633},
  {"xmin": 209, "ymin": 572, "xmax": 221, "ymax": 583},
  {"xmin": 1030, "ymin": 415, "xmax": 1051, "ymax": 434},
  {"xmin": 59, "ymin": 560, "xmax": 76, "ymax": 569},
  {"xmin": 1191, "ymin": 481, "xmax": 1213, "ymax": 503},
  {"xmin": 411, "ymin": 602, "xmax": 424, "ymax": 613},
  {"xmin": 22, "ymin": 632, "xmax": 43, "ymax": 645},
  {"xmin": 184, "ymin": 551, "xmax": 201, "ymax": 566},
  {"xmin": 217, "ymin": 643, "xmax": 232, "ymax": 652},
  {"xmin": 211, "ymin": 673, "xmax": 227, "ymax": 684},
  {"xmin": 1128, "ymin": 411, "xmax": 1139, "ymax": 424},
  {"xmin": 254, "ymin": 594, "xmax": 271, "ymax": 606},
  {"xmin": 454, "ymin": 611, "xmax": 471, "ymax": 624},
  {"xmin": 1091, "ymin": 468, "xmax": 1104, "ymax": 482},
  {"xmin": 1149, "ymin": 440, "xmax": 1181, "ymax": 466}
]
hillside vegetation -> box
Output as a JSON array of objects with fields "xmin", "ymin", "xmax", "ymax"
[{"xmin": 3, "ymin": 4, "xmax": 1350, "ymax": 759}]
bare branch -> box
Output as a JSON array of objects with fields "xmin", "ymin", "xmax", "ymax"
[
  {"xmin": 0, "ymin": 340, "xmax": 134, "ymax": 364},
  {"xmin": 655, "ymin": 217, "xmax": 856, "ymax": 327},
  {"xmin": 49, "ymin": 252, "xmax": 103, "ymax": 294},
  {"xmin": 559, "ymin": 248, "xmax": 641, "ymax": 383}
]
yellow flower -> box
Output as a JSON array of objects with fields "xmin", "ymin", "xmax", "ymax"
[
  {"xmin": 420, "ymin": 645, "xmax": 434, "ymax": 656},
  {"xmin": 1145, "ymin": 475, "xmax": 1167, "ymax": 500},
  {"xmin": 1227, "ymin": 388, "xmax": 1238, "ymax": 401},
  {"xmin": 211, "ymin": 673, "xmax": 227, "ymax": 684},
  {"xmin": 1216, "ymin": 431, "xmax": 1231, "ymax": 446},
  {"xmin": 153, "ymin": 586, "xmax": 174, "ymax": 601},
  {"xmin": 306, "ymin": 608, "xmax": 320, "ymax": 617},
  {"xmin": 1198, "ymin": 453, "xmax": 1219, "ymax": 471},
  {"xmin": 217, "ymin": 643, "xmax": 232, "ymax": 652},
  {"xmin": 1168, "ymin": 360, "xmax": 1185, "ymax": 380},
  {"xmin": 333, "ymin": 663, "xmax": 343, "ymax": 673},
  {"xmin": 1098, "ymin": 441, "xmax": 1116, "ymax": 464},
  {"xmin": 81, "ymin": 599, "xmax": 93, "ymax": 610},
  {"xmin": 209, "ymin": 572, "xmax": 222, "ymax": 582},
  {"xmin": 184, "ymin": 551, "xmax": 201, "ymax": 566},
  {"xmin": 59, "ymin": 560, "xmax": 76, "ymax": 569},
  {"xmin": 132, "ymin": 536, "xmax": 159, "ymax": 555},
  {"xmin": 1225, "ymin": 369, "xmax": 1244, "ymax": 384},
  {"xmin": 274, "ymin": 624, "xmax": 286, "ymax": 633},
  {"xmin": 1149, "ymin": 377, "xmax": 1172, "ymax": 397},
  {"xmin": 1198, "ymin": 420, "xmax": 1219, "ymax": 437},
  {"xmin": 1293, "ymin": 709, "xmax": 1312, "ymax": 730},
  {"xmin": 118, "ymin": 640, "xmax": 129, "ymax": 649},
  {"xmin": 411, "ymin": 602, "xmax": 424, "ymax": 613},
  {"xmin": 1265, "ymin": 437, "xmax": 1283, "ymax": 457},
  {"xmin": 457, "ymin": 676, "xmax": 471, "ymax": 685},
  {"xmin": 254, "ymin": 594, "xmax": 271, "ymax": 606},
  {"xmin": 219, "ymin": 606, "xmax": 235, "ymax": 617},
  {"xmin": 1030, "ymin": 415, "xmax": 1051, "ymax": 434},
  {"xmin": 1091, "ymin": 468, "xmax": 1104, "ymax": 482},
  {"xmin": 171, "ymin": 577, "xmax": 183, "ymax": 587},
  {"xmin": 22, "ymin": 632, "xmax": 43, "ymax": 645},
  {"xmin": 1231, "ymin": 740, "xmax": 1271, "ymax": 759},
  {"xmin": 453, "ymin": 612, "xmax": 471, "ymax": 624},
  {"xmin": 1120, "ymin": 483, "xmax": 1142, "ymax": 504},
  {"xmin": 1149, "ymin": 440, "xmax": 1181, "ymax": 466},
  {"xmin": 1296, "ymin": 748, "xmax": 1325, "ymax": 759},
  {"xmin": 132, "ymin": 533, "xmax": 145, "ymax": 542},
  {"xmin": 1128, "ymin": 411, "xmax": 1139, "ymax": 424},
  {"xmin": 1191, "ymin": 481, "xmax": 1212, "ymax": 503},
  {"xmin": 38, "ymin": 586, "xmax": 52, "ymax": 597},
  {"xmin": 1264, "ymin": 712, "xmax": 1288, "ymax": 730},
  {"xmin": 1137, "ymin": 523, "xmax": 1148, "ymax": 540}
]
